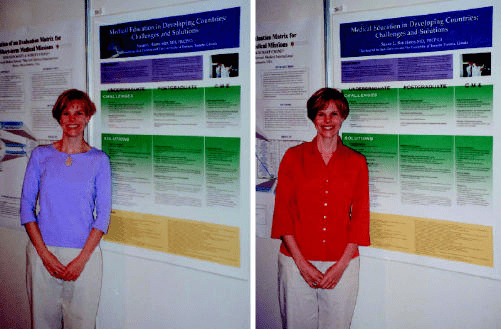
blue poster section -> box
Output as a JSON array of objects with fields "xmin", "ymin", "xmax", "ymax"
[
  {"xmin": 340, "ymin": 7, "xmax": 492, "ymax": 58},
  {"xmin": 100, "ymin": 7, "xmax": 240, "ymax": 59}
]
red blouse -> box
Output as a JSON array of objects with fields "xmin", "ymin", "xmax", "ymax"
[{"xmin": 271, "ymin": 136, "xmax": 370, "ymax": 261}]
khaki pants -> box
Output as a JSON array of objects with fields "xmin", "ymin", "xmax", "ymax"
[
  {"xmin": 26, "ymin": 241, "xmax": 103, "ymax": 329},
  {"xmin": 278, "ymin": 253, "xmax": 360, "ymax": 329}
]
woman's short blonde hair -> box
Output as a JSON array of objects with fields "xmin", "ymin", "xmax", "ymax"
[
  {"xmin": 52, "ymin": 89, "xmax": 96, "ymax": 123},
  {"xmin": 307, "ymin": 88, "xmax": 349, "ymax": 121}
]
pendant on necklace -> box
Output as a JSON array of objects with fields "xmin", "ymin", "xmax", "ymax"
[{"xmin": 65, "ymin": 156, "xmax": 72, "ymax": 166}]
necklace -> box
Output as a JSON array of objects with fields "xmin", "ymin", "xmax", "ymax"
[{"xmin": 56, "ymin": 141, "xmax": 90, "ymax": 167}]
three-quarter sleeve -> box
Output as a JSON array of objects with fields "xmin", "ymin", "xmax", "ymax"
[
  {"xmin": 20, "ymin": 148, "xmax": 41, "ymax": 225},
  {"xmin": 347, "ymin": 155, "xmax": 371, "ymax": 246},
  {"xmin": 92, "ymin": 154, "xmax": 112, "ymax": 234},
  {"xmin": 271, "ymin": 150, "xmax": 298, "ymax": 239}
]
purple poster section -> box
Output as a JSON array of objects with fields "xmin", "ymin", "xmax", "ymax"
[
  {"xmin": 341, "ymin": 54, "xmax": 452, "ymax": 83},
  {"xmin": 101, "ymin": 55, "xmax": 203, "ymax": 84}
]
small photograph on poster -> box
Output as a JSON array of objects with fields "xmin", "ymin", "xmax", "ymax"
[
  {"xmin": 461, "ymin": 52, "xmax": 491, "ymax": 77},
  {"xmin": 211, "ymin": 53, "xmax": 239, "ymax": 78}
]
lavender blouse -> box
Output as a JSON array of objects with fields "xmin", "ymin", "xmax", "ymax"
[{"xmin": 20, "ymin": 144, "xmax": 112, "ymax": 248}]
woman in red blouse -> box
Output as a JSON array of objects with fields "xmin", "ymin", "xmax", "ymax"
[{"xmin": 271, "ymin": 88, "xmax": 370, "ymax": 329}]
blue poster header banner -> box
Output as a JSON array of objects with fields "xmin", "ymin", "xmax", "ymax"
[
  {"xmin": 100, "ymin": 7, "xmax": 240, "ymax": 59},
  {"xmin": 340, "ymin": 7, "xmax": 492, "ymax": 58}
]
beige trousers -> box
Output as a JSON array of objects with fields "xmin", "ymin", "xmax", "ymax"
[
  {"xmin": 278, "ymin": 253, "xmax": 360, "ymax": 329},
  {"xmin": 26, "ymin": 241, "xmax": 103, "ymax": 329}
]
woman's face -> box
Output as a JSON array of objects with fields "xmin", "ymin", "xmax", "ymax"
[
  {"xmin": 59, "ymin": 101, "xmax": 90, "ymax": 138},
  {"xmin": 313, "ymin": 101, "xmax": 345, "ymax": 140}
]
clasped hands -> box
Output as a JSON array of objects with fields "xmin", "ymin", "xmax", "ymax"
[
  {"xmin": 41, "ymin": 250, "xmax": 87, "ymax": 282},
  {"xmin": 297, "ymin": 259, "xmax": 347, "ymax": 290}
]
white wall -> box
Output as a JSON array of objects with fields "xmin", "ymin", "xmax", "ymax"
[
  {"xmin": 0, "ymin": 0, "xmax": 250, "ymax": 328},
  {"xmin": 0, "ymin": 227, "xmax": 30, "ymax": 329},
  {"xmin": 256, "ymin": 0, "xmax": 501, "ymax": 328}
]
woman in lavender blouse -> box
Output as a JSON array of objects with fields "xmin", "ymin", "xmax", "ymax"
[{"xmin": 20, "ymin": 89, "xmax": 112, "ymax": 329}]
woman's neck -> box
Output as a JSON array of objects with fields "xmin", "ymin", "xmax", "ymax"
[
  {"xmin": 317, "ymin": 135, "xmax": 338, "ymax": 165},
  {"xmin": 317, "ymin": 134, "xmax": 338, "ymax": 154},
  {"xmin": 55, "ymin": 136, "xmax": 90, "ymax": 154}
]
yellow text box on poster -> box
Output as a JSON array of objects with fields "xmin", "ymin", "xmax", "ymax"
[
  {"xmin": 105, "ymin": 210, "xmax": 169, "ymax": 253},
  {"xmin": 104, "ymin": 209, "xmax": 240, "ymax": 267},
  {"xmin": 370, "ymin": 212, "xmax": 493, "ymax": 267},
  {"xmin": 370, "ymin": 212, "xmax": 415, "ymax": 253},
  {"xmin": 168, "ymin": 217, "xmax": 240, "ymax": 268}
]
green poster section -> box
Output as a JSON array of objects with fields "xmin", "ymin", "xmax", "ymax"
[
  {"xmin": 342, "ymin": 134, "xmax": 398, "ymax": 178},
  {"xmin": 205, "ymin": 137, "xmax": 241, "ymax": 207},
  {"xmin": 102, "ymin": 133, "xmax": 241, "ymax": 209},
  {"xmin": 101, "ymin": 86, "xmax": 241, "ymax": 129},
  {"xmin": 399, "ymin": 87, "xmax": 454, "ymax": 125},
  {"xmin": 343, "ymin": 85, "xmax": 493, "ymax": 128},
  {"xmin": 153, "ymin": 135, "xmax": 205, "ymax": 207},
  {"xmin": 455, "ymin": 85, "xmax": 494, "ymax": 126},
  {"xmin": 205, "ymin": 86, "xmax": 241, "ymax": 127},
  {"xmin": 344, "ymin": 89, "xmax": 398, "ymax": 124},
  {"xmin": 101, "ymin": 89, "xmax": 152, "ymax": 129},
  {"xmin": 343, "ymin": 133, "xmax": 493, "ymax": 207},
  {"xmin": 152, "ymin": 88, "xmax": 205, "ymax": 127},
  {"xmin": 399, "ymin": 134, "xmax": 454, "ymax": 206},
  {"xmin": 102, "ymin": 134, "xmax": 153, "ymax": 207},
  {"xmin": 455, "ymin": 136, "xmax": 493, "ymax": 206}
]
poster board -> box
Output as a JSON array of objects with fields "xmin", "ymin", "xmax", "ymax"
[
  {"xmin": 330, "ymin": 0, "xmax": 500, "ymax": 278},
  {"xmin": 0, "ymin": 22, "xmax": 85, "ymax": 230},
  {"xmin": 90, "ymin": 0, "xmax": 250, "ymax": 279}
]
